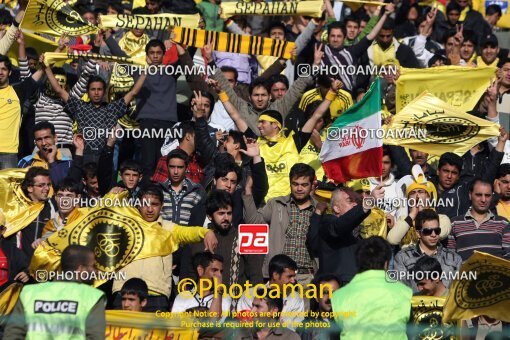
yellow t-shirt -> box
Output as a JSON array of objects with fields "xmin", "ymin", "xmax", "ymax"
[
  {"xmin": 496, "ymin": 201, "xmax": 510, "ymax": 221},
  {"xmin": 0, "ymin": 85, "xmax": 21, "ymax": 153},
  {"xmin": 298, "ymin": 134, "xmax": 325, "ymax": 181},
  {"xmin": 299, "ymin": 88, "xmax": 353, "ymax": 118},
  {"xmin": 372, "ymin": 41, "xmax": 400, "ymax": 67},
  {"xmin": 259, "ymin": 132, "xmax": 299, "ymax": 201}
]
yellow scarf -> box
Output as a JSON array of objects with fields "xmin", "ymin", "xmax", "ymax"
[
  {"xmin": 372, "ymin": 41, "xmax": 400, "ymax": 67},
  {"xmin": 118, "ymin": 31, "xmax": 149, "ymax": 59},
  {"xmin": 476, "ymin": 56, "xmax": 499, "ymax": 67},
  {"xmin": 0, "ymin": 168, "xmax": 53, "ymax": 238},
  {"xmin": 460, "ymin": 6, "xmax": 470, "ymax": 22},
  {"xmin": 30, "ymin": 150, "xmax": 65, "ymax": 169}
]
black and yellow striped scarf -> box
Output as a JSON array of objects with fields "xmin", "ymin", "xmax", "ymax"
[{"xmin": 171, "ymin": 27, "xmax": 295, "ymax": 59}]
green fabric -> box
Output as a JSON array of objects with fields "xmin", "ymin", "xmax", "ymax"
[
  {"xmin": 196, "ymin": 1, "xmax": 224, "ymax": 32},
  {"xmin": 20, "ymin": 281, "xmax": 104, "ymax": 340},
  {"xmin": 344, "ymin": 15, "xmax": 379, "ymax": 47},
  {"xmin": 331, "ymin": 270, "xmax": 412, "ymax": 340},
  {"xmin": 331, "ymin": 78, "xmax": 381, "ymax": 128}
]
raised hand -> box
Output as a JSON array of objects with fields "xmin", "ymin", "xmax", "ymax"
[
  {"xmin": 426, "ymin": 7, "xmax": 438, "ymax": 25},
  {"xmin": 371, "ymin": 183, "xmax": 388, "ymax": 200},
  {"xmin": 73, "ymin": 133, "xmax": 85, "ymax": 152},
  {"xmin": 16, "ymin": 30, "xmax": 24, "ymax": 45},
  {"xmin": 454, "ymin": 24, "xmax": 464, "ymax": 46},
  {"xmin": 206, "ymin": 78, "xmax": 221, "ymax": 94},
  {"xmin": 164, "ymin": 39, "xmax": 174, "ymax": 51},
  {"xmin": 203, "ymin": 35, "xmax": 215, "ymax": 63},
  {"xmin": 487, "ymin": 77, "xmax": 498, "ymax": 103},
  {"xmin": 313, "ymin": 43, "xmax": 324, "ymax": 65},
  {"xmin": 239, "ymin": 136, "xmax": 260, "ymax": 158},
  {"xmin": 384, "ymin": 3, "xmax": 395, "ymax": 15},
  {"xmin": 191, "ymin": 90, "xmax": 207, "ymax": 119},
  {"xmin": 331, "ymin": 79, "xmax": 343, "ymax": 92},
  {"xmin": 58, "ymin": 32, "xmax": 70, "ymax": 50}
]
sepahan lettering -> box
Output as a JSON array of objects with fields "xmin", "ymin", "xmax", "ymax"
[
  {"xmin": 235, "ymin": 2, "xmax": 298, "ymax": 15},
  {"xmin": 117, "ymin": 14, "xmax": 182, "ymax": 30}
]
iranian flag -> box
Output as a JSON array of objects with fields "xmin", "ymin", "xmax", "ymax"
[{"xmin": 319, "ymin": 78, "xmax": 383, "ymax": 183}]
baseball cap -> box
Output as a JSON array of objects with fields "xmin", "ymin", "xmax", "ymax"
[{"xmin": 481, "ymin": 34, "xmax": 498, "ymax": 47}]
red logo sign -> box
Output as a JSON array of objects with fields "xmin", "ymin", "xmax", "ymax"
[
  {"xmin": 338, "ymin": 125, "xmax": 367, "ymax": 150},
  {"xmin": 238, "ymin": 224, "xmax": 269, "ymax": 254},
  {"xmin": 351, "ymin": 125, "xmax": 366, "ymax": 149}
]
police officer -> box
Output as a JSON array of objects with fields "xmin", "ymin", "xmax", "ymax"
[{"xmin": 4, "ymin": 245, "xmax": 106, "ymax": 339}]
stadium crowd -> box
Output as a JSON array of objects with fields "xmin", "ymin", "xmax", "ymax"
[{"xmin": 0, "ymin": 0, "xmax": 509, "ymax": 338}]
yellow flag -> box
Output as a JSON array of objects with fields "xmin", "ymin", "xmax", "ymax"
[
  {"xmin": 7, "ymin": 30, "xmax": 58, "ymax": 67},
  {"xmin": 99, "ymin": 13, "xmax": 200, "ymax": 30},
  {"xmin": 0, "ymin": 283, "xmax": 23, "ymax": 318},
  {"xmin": 105, "ymin": 310, "xmax": 199, "ymax": 339},
  {"xmin": 21, "ymin": 0, "xmax": 98, "ymax": 36},
  {"xmin": 410, "ymin": 296, "xmax": 458, "ymax": 339},
  {"xmin": 396, "ymin": 66, "xmax": 496, "ymax": 113},
  {"xmin": 171, "ymin": 26, "xmax": 295, "ymax": 59},
  {"xmin": 29, "ymin": 193, "xmax": 183, "ymax": 275},
  {"xmin": 443, "ymin": 252, "xmax": 510, "ymax": 323},
  {"xmin": 44, "ymin": 52, "xmax": 146, "ymax": 67},
  {"xmin": 0, "ymin": 168, "xmax": 54, "ymax": 238},
  {"xmin": 220, "ymin": 1, "xmax": 323, "ymax": 19},
  {"xmin": 472, "ymin": 0, "xmax": 510, "ymax": 28},
  {"xmin": 360, "ymin": 207, "xmax": 388, "ymax": 239},
  {"xmin": 384, "ymin": 91, "xmax": 500, "ymax": 156},
  {"xmin": 341, "ymin": 0, "xmax": 389, "ymax": 8},
  {"xmin": 132, "ymin": 0, "xmax": 145, "ymax": 10}
]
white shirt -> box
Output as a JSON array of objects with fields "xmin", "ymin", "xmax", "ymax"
[
  {"xmin": 172, "ymin": 288, "xmax": 232, "ymax": 322},
  {"xmin": 333, "ymin": 1, "xmax": 344, "ymax": 21},
  {"xmin": 209, "ymin": 102, "xmax": 237, "ymax": 132}
]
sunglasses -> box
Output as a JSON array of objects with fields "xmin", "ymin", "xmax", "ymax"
[
  {"xmin": 32, "ymin": 183, "xmax": 52, "ymax": 188},
  {"xmin": 420, "ymin": 228, "xmax": 441, "ymax": 236}
]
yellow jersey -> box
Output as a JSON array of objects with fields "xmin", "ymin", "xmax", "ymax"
[
  {"xmin": 0, "ymin": 86, "xmax": 21, "ymax": 153},
  {"xmin": 259, "ymin": 132, "xmax": 300, "ymax": 201}
]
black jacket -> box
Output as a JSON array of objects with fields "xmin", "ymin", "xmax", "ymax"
[
  {"xmin": 461, "ymin": 143, "xmax": 503, "ymax": 183},
  {"xmin": 195, "ymin": 117, "xmax": 269, "ymax": 207},
  {"xmin": 0, "ymin": 240, "xmax": 29, "ymax": 293},
  {"xmin": 433, "ymin": 180, "xmax": 471, "ymax": 220},
  {"xmin": 432, "ymin": 147, "xmax": 503, "ymax": 219},
  {"xmin": 395, "ymin": 43, "xmax": 422, "ymax": 69},
  {"xmin": 308, "ymin": 205, "xmax": 370, "ymax": 283}
]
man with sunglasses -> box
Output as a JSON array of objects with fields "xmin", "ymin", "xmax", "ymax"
[{"xmin": 394, "ymin": 209, "xmax": 462, "ymax": 293}]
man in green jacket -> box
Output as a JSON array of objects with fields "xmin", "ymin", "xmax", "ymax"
[
  {"xmin": 331, "ymin": 236, "xmax": 412, "ymax": 340},
  {"xmin": 4, "ymin": 245, "xmax": 106, "ymax": 339}
]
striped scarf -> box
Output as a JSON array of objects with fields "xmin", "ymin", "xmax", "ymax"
[{"xmin": 172, "ymin": 27, "xmax": 295, "ymax": 59}]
